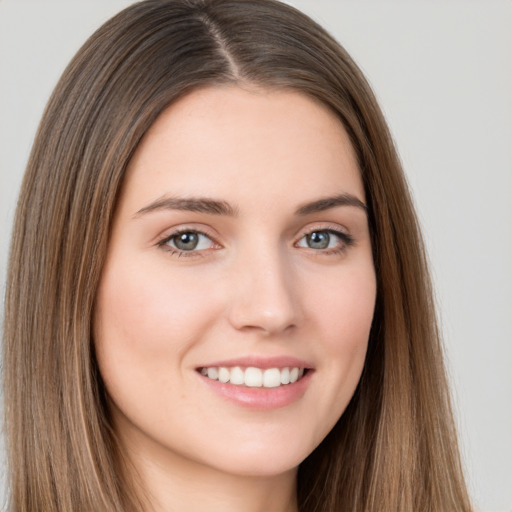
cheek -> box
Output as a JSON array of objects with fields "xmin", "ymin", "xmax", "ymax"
[
  {"xmin": 308, "ymin": 264, "xmax": 376, "ymax": 352},
  {"xmin": 303, "ymin": 264, "xmax": 376, "ymax": 422},
  {"xmin": 95, "ymin": 256, "xmax": 215, "ymax": 348},
  {"xmin": 92, "ymin": 255, "xmax": 221, "ymax": 398}
]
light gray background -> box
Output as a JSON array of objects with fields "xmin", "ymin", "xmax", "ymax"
[{"xmin": 0, "ymin": 1, "xmax": 511, "ymax": 511}]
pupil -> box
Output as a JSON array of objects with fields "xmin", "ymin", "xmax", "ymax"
[
  {"xmin": 308, "ymin": 231, "xmax": 329, "ymax": 249},
  {"xmin": 175, "ymin": 232, "xmax": 198, "ymax": 250}
]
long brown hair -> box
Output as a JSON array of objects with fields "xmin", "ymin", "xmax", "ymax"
[{"xmin": 3, "ymin": 1, "xmax": 472, "ymax": 510}]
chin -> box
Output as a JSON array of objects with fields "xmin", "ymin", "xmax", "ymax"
[{"xmin": 194, "ymin": 431, "xmax": 322, "ymax": 479}]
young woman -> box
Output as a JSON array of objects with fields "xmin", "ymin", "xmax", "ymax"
[{"xmin": 3, "ymin": 0, "xmax": 473, "ymax": 510}]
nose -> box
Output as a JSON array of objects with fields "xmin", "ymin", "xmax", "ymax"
[{"xmin": 227, "ymin": 247, "xmax": 300, "ymax": 335}]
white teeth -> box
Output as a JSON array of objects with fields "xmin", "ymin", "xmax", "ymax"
[
  {"xmin": 245, "ymin": 367, "xmax": 263, "ymax": 387},
  {"xmin": 200, "ymin": 366, "xmax": 306, "ymax": 387},
  {"xmin": 263, "ymin": 368, "xmax": 281, "ymax": 388},
  {"xmin": 218, "ymin": 367, "xmax": 230, "ymax": 383},
  {"xmin": 230, "ymin": 366, "xmax": 245, "ymax": 385}
]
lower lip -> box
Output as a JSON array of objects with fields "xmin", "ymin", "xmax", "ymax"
[{"xmin": 198, "ymin": 370, "xmax": 313, "ymax": 410}]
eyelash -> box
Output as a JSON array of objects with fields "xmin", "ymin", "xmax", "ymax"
[
  {"xmin": 157, "ymin": 228, "xmax": 219, "ymax": 258},
  {"xmin": 297, "ymin": 227, "xmax": 355, "ymax": 256},
  {"xmin": 156, "ymin": 226, "xmax": 354, "ymax": 258}
]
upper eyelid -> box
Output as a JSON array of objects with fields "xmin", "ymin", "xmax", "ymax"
[
  {"xmin": 295, "ymin": 222, "xmax": 351, "ymax": 239},
  {"xmin": 157, "ymin": 225, "xmax": 218, "ymax": 244},
  {"xmin": 296, "ymin": 228, "xmax": 352, "ymax": 244},
  {"xmin": 163, "ymin": 230, "xmax": 212, "ymax": 243}
]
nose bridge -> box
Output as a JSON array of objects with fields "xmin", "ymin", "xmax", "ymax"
[{"xmin": 228, "ymin": 240, "xmax": 299, "ymax": 334}]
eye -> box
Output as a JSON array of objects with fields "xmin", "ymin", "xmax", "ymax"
[
  {"xmin": 160, "ymin": 230, "xmax": 215, "ymax": 252},
  {"xmin": 296, "ymin": 229, "xmax": 353, "ymax": 252}
]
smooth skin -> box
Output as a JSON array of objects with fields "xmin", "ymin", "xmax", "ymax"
[{"xmin": 94, "ymin": 85, "xmax": 376, "ymax": 512}]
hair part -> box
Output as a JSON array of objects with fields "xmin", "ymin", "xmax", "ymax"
[{"xmin": 3, "ymin": 1, "xmax": 472, "ymax": 510}]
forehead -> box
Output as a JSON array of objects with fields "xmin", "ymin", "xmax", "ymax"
[{"xmin": 121, "ymin": 85, "xmax": 364, "ymax": 213}]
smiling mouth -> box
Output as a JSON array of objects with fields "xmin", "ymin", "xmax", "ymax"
[{"xmin": 198, "ymin": 366, "xmax": 308, "ymax": 388}]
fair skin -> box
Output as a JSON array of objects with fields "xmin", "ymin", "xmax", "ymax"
[{"xmin": 94, "ymin": 85, "xmax": 376, "ymax": 512}]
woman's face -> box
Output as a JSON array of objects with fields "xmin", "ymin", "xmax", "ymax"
[{"xmin": 94, "ymin": 86, "xmax": 376, "ymax": 479}]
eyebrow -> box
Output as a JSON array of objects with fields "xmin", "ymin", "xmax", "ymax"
[
  {"xmin": 134, "ymin": 196, "xmax": 238, "ymax": 217},
  {"xmin": 295, "ymin": 194, "xmax": 367, "ymax": 216},
  {"xmin": 134, "ymin": 193, "xmax": 366, "ymax": 218}
]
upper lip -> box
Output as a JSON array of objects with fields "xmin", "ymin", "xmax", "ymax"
[{"xmin": 196, "ymin": 355, "xmax": 314, "ymax": 370}]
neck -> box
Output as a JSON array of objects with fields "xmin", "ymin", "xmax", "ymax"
[{"xmin": 125, "ymin": 446, "xmax": 298, "ymax": 512}]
